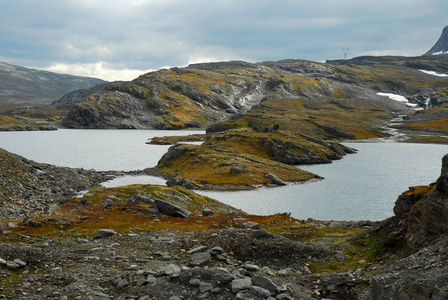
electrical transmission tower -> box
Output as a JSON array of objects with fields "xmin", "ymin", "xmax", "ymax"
[{"xmin": 343, "ymin": 48, "xmax": 349, "ymax": 60}]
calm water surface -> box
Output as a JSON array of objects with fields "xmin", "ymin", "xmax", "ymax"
[
  {"xmin": 0, "ymin": 129, "xmax": 446, "ymax": 220},
  {"xmin": 198, "ymin": 143, "xmax": 447, "ymax": 221},
  {"xmin": 0, "ymin": 129, "xmax": 203, "ymax": 171}
]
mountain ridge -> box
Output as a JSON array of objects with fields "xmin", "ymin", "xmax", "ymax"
[
  {"xmin": 424, "ymin": 25, "xmax": 448, "ymax": 56},
  {"xmin": 0, "ymin": 61, "xmax": 106, "ymax": 106}
]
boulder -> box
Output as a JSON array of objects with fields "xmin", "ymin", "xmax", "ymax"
[
  {"xmin": 251, "ymin": 275, "xmax": 280, "ymax": 295},
  {"xmin": 94, "ymin": 229, "xmax": 117, "ymax": 239},
  {"xmin": 145, "ymin": 202, "xmax": 159, "ymax": 215},
  {"xmin": 202, "ymin": 209, "xmax": 213, "ymax": 216},
  {"xmin": 190, "ymin": 252, "xmax": 211, "ymax": 267},
  {"xmin": 265, "ymin": 173, "xmax": 287, "ymax": 186},
  {"xmin": 231, "ymin": 278, "xmax": 252, "ymax": 293},
  {"xmin": 154, "ymin": 199, "xmax": 190, "ymax": 218},
  {"xmin": 231, "ymin": 165, "xmax": 248, "ymax": 174}
]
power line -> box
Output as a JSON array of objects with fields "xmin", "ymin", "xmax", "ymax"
[{"xmin": 342, "ymin": 48, "xmax": 349, "ymax": 60}]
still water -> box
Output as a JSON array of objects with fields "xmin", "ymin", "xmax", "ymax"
[
  {"xmin": 198, "ymin": 142, "xmax": 447, "ymax": 220},
  {"xmin": 0, "ymin": 129, "xmax": 446, "ymax": 220},
  {"xmin": 0, "ymin": 129, "xmax": 203, "ymax": 171}
]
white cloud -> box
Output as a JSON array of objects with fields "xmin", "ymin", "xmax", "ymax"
[{"xmin": 43, "ymin": 62, "xmax": 152, "ymax": 81}]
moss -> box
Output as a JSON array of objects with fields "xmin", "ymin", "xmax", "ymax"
[{"xmin": 156, "ymin": 128, "xmax": 337, "ymax": 187}]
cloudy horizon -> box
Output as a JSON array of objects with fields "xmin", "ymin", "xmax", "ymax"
[{"xmin": 0, "ymin": 0, "xmax": 446, "ymax": 81}]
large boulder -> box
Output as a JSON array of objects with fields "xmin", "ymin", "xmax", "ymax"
[{"xmin": 154, "ymin": 199, "xmax": 190, "ymax": 218}]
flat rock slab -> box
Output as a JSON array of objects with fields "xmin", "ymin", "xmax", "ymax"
[{"xmin": 190, "ymin": 252, "xmax": 211, "ymax": 267}]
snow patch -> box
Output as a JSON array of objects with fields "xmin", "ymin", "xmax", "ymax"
[
  {"xmin": 419, "ymin": 69, "xmax": 448, "ymax": 77},
  {"xmin": 376, "ymin": 92, "xmax": 418, "ymax": 108},
  {"xmin": 432, "ymin": 50, "xmax": 448, "ymax": 56}
]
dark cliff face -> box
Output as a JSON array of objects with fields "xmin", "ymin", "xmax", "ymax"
[
  {"xmin": 424, "ymin": 26, "xmax": 448, "ymax": 56},
  {"xmin": 393, "ymin": 153, "xmax": 448, "ymax": 249}
]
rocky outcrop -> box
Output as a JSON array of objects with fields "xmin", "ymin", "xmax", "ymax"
[
  {"xmin": 368, "ymin": 154, "xmax": 448, "ymax": 300},
  {"xmin": 393, "ymin": 154, "xmax": 448, "ymax": 249},
  {"xmin": 60, "ymin": 56, "xmax": 448, "ymax": 131},
  {"xmin": 155, "ymin": 128, "xmax": 354, "ymax": 189},
  {"xmin": 0, "ymin": 148, "xmax": 109, "ymax": 219}
]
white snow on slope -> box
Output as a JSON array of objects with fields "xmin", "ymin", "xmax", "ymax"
[
  {"xmin": 376, "ymin": 92, "xmax": 418, "ymax": 108},
  {"xmin": 419, "ymin": 69, "xmax": 448, "ymax": 77},
  {"xmin": 432, "ymin": 50, "xmax": 448, "ymax": 56}
]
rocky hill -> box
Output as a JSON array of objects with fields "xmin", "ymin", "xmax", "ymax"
[
  {"xmin": 424, "ymin": 25, "xmax": 448, "ymax": 56},
  {"xmin": 58, "ymin": 57, "xmax": 448, "ymax": 139},
  {"xmin": 0, "ymin": 62, "xmax": 105, "ymax": 106}
]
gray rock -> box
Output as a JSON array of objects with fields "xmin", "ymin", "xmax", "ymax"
[
  {"xmin": 199, "ymin": 282, "xmax": 213, "ymax": 293},
  {"xmin": 103, "ymin": 198, "xmax": 115, "ymax": 208},
  {"xmin": 154, "ymin": 199, "xmax": 190, "ymax": 218},
  {"xmin": 189, "ymin": 278, "xmax": 201, "ymax": 286},
  {"xmin": 51, "ymin": 267, "xmax": 63, "ymax": 273},
  {"xmin": 265, "ymin": 173, "xmax": 287, "ymax": 186},
  {"xmin": 244, "ymin": 263, "xmax": 260, "ymax": 272},
  {"xmin": 231, "ymin": 278, "xmax": 252, "ymax": 293},
  {"xmin": 0, "ymin": 258, "xmax": 6, "ymax": 265},
  {"xmin": 187, "ymin": 245, "xmax": 208, "ymax": 254},
  {"xmin": 94, "ymin": 229, "xmax": 117, "ymax": 239},
  {"xmin": 441, "ymin": 153, "xmax": 448, "ymax": 175},
  {"xmin": 145, "ymin": 202, "xmax": 159, "ymax": 215},
  {"xmin": 116, "ymin": 278, "xmax": 129, "ymax": 288},
  {"xmin": 6, "ymin": 261, "xmax": 19, "ymax": 270},
  {"xmin": 202, "ymin": 209, "xmax": 213, "ymax": 216},
  {"xmin": 208, "ymin": 246, "xmax": 224, "ymax": 256},
  {"xmin": 276, "ymin": 293, "xmax": 293, "ymax": 300},
  {"xmin": 23, "ymin": 219, "xmax": 41, "ymax": 227},
  {"xmin": 252, "ymin": 286, "xmax": 272, "ymax": 298},
  {"xmin": 190, "ymin": 252, "xmax": 211, "ymax": 267},
  {"xmin": 252, "ymin": 276, "xmax": 280, "ymax": 295},
  {"xmin": 243, "ymin": 222, "xmax": 260, "ymax": 229},
  {"xmin": 235, "ymin": 291, "xmax": 257, "ymax": 299},
  {"xmin": 231, "ymin": 165, "xmax": 248, "ymax": 174},
  {"xmin": 159, "ymin": 264, "xmax": 181, "ymax": 276},
  {"xmin": 13, "ymin": 259, "xmax": 26, "ymax": 267}
]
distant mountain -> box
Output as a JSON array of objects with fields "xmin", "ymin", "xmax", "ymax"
[
  {"xmin": 424, "ymin": 26, "xmax": 448, "ymax": 56},
  {"xmin": 0, "ymin": 62, "xmax": 106, "ymax": 106}
]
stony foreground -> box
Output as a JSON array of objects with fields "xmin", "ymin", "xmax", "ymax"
[{"xmin": 1, "ymin": 148, "xmax": 448, "ymax": 299}]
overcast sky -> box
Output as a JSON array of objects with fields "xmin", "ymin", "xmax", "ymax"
[{"xmin": 0, "ymin": 0, "xmax": 446, "ymax": 81}]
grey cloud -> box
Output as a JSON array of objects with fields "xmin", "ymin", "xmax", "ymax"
[{"xmin": 0, "ymin": 0, "xmax": 446, "ymax": 79}]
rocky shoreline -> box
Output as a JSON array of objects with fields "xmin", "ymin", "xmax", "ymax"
[{"xmin": 1, "ymin": 146, "xmax": 448, "ymax": 299}]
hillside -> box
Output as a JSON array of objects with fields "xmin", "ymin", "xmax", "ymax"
[
  {"xmin": 58, "ymin": 57, "xmax": 448, "ymax": 142},
  {"xmin": 0, "ymin": 62, "xmax": 106, "ymax": 106}
]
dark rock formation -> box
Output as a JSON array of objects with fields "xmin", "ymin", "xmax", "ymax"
[
  {"xmin": 154, "ymin": 199, "xmax": 190, "ymax": 218},
  {"xmin": 402, "ymin": 154, "xmax": 448, "ymax": 249},
  {"xmin": 369, "ymin": 154, "xmax": 448, "ymax": 300}
]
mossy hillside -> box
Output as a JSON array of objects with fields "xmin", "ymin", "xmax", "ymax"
[
  {"xmin": 155, "ymin": 128, "xmax": 352, "ymax": 187},
  {"xmin": 0, "ymin": 113, "xmax": 56, "ymax": 131},
  {"xmin": 61, "ymin": 57, "xmax": 448, "ymax": 131},
  {"xmin": 9, "ymin": 184, "xmax": 244, "ymax": 237},
  {"xmin": 208, "ymin": 98, "xmax": 389, "ymax": 140}
]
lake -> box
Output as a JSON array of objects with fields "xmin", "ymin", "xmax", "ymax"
[{"xmin": 0, "ymin": 129, "xmax": 446, "ymax": 220}]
